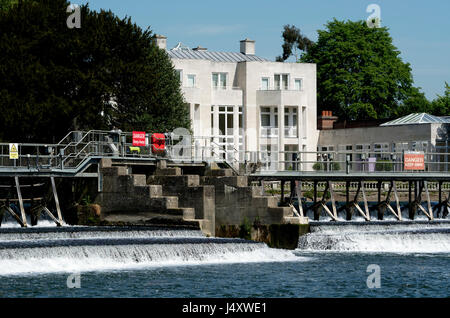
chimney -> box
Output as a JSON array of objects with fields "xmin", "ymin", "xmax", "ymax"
[
  {"xmin": 240, "ymin": 38, "xmax": 255, "ymax": 55},
  {"xmin": 193, "ymin": 46, "xmax": 207, "ymax": 51},
  {"xmin": 154, "ymin": 34, "xmax": 167, "ymax": 50},
  {"xmin": 317, "ymin": 110, "xmax": 338, "ymax": 130}
]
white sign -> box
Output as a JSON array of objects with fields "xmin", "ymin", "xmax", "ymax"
[{"xmin": 9, "ymin": 143, "xmax": 18, "ymax": 160}]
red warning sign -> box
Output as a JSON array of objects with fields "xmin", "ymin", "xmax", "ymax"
[
  {"xmin": 132, "ymin": 131, "xmax": 146, "ymax": 146},
  {"xmin": 404, "ymin": 151, "xmax": 425, "ymax": 170}
]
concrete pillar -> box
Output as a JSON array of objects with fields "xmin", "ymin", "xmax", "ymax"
[
  {"xmin": 213, "ymin": 106, "xmax": 219, "ymax": 158},
  {"xmin": 233, "ymin": 105, "xmax": 239, "ymax": 163},
  {"xmin": 278, "ymin": 105, "xmax": 285, "ymax": 170}
]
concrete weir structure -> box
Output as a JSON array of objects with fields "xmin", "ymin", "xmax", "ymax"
[{"xmin": 93, "ymin": 158, "xmax": 307, "ymax": 247}]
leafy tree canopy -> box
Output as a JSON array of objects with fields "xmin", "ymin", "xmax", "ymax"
[
  {"xmin": 276, "ymin": 24, "xmax": 313, "ymax": 62},
  {"xmin": 300, "ymin": 19, "xmax": 422, "ymax": 120},
  {"xmin": 430, "ymin": 82, "xmax": 450, "ymax": 116},
  {"xmin": 0, "ymin": 0, "xmax": 189, "ymax": 142}
]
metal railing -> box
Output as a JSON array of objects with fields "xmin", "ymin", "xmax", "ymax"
[{"xmin": 1, "ymin": 131, "xmax": 450, "ymax": 175}]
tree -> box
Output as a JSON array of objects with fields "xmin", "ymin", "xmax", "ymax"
[
  {"xmin": 0, "ymin": 0, "xmax": 189, "ymax": 142},
  {"xmin": 396, "ymin": 87, "xmax": 431, "ymax": 117},
  {"xmin": 276, "ymin": 24, "xmax": 313, "ymax": 62},
  {"xmin": 0, "ymin": 0, "xmax": 17, "ymax": 11},
  {"xmin": 301, "ymin": 19, "xmax": 418, "ymax": 120},
  {"xmin": 430, "ymin": 82, "xmax": 450, "ymax": 116}
]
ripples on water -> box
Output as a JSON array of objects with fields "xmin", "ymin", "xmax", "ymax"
[{"xmin": 0, "ymin": 220, "xmax": 448, "ymax": 297}]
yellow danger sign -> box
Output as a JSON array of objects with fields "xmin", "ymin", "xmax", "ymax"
[{"xmin": 9, "ymin": 143, "xmax": 18, "ymax": 160}]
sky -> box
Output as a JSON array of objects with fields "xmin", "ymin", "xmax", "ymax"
[{"xmin": 77, "ymin": 0, "xmax": 450, "ymax": 100}]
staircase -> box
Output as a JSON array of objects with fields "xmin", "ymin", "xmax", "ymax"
[{"xmin": 96, "ymin": 161, "xmax": 197, "ymax": 226}]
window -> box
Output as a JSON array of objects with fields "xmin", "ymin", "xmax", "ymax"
[
  {"xmin": 274, "ymin": 75, "xmax": 280, "ymax": 90},
  {"xmin": 216, "ymin": 106, "xmax": 234, "ymax": 136},
  {"xmin": 284, "ymin": 107, "xmax": 298, "ymax": 137},
  {"xmin": 175, "ymin": 69, "xmax": 183, "ymax": 85},
  {"xmin": 212, "ymin": 73, "xmax": 227, "ymax": 89},
  {"xmin": 294, "ymin": 78, "xmax": 303, "ymax": 91},
  {"xmin": 260, "ymin": 107, "xmax": 279, "ymax": 137},
  {"xmin": 261, "ymin": 78, "xmax": 269, "ymax": 90},
  {"xmin": 374, "ymin": 143, "xmax": 389, "ymax": 160},
  {"xmin": 187, "ymin": 74, "xmax": 196, "ymax": 87},
  {"xmin": 282, "ymin": 74, "xmax": 289, "ymax": 90},
  {"xmin": 274, "ymin": 74, "xmax": 289, "ymax": 90}
]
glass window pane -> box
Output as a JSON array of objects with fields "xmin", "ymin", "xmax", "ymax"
[
  {"xmin": 295, "ymin": 79, "xmax": 302, "ymax": 90},
  {"xmin": 274, "ymin": 75, "xmax": 280, "ymax": 90},
  {"xmin": 187, "ymin": 74, "xmax": 195, "ymax": 87},
  {"xmin": 227, "ymin": 106, "xmax": 233, "ymax": 112},
  {"xmin": 220, "ymin": 73, "xmax": 226, "ymax": 89},
  {"xmin": 212, "ymin": 74, "xmax": 218, "ymax": 88},
  {"xmin": 282, "ymin": 74, "xmax": 288, "ymax": 90},
  {"xmin": 285, "ymin": 114, "xmax": 289, "ymax": 126},
  {"xmin": 227, "ymin": 114, "xmax": 233, "ymax": 135},
  {"xmin": 219, "ymin": 114, "xmax": 225, "ymax": 135},
  {"xmin": 261, "ymin": 78, "xmax": 269, "ymax": 90},
  {"xmin": 261, "ymin": 107, "xmax": 270, "ymax": 113},
  {"xmin": 261, "ymin": 114, "xmax": 270, "ymax": 126}
]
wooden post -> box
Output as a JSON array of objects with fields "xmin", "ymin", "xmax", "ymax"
[
  {"xmin": 15, "ymin": 177, "xmax": 27, "ymax": 227},
  {"xmin": 312, "ymin": 181, "xmax": 319, "ymax": 220},
  {"xmin": 408, "ymin": 181, "xmax": 414, "ymax": 220},
  {"xmin": 346, "ymin": 181, "xmax": 352, "ymax": 220},
  {"xmin": 51, "ymin": 177, "xmax": 63, "ymax": 226},
  {"xmin": 377, "ymin": 181, "xmax": 383, "ymax": 220},
  {"xmin": 424, "ymin": 181, "xmax": 434, "ymax": 220},
  {"xmin": 295, "ymin": 181, "xmax": 304, "ymax": 217},
  {"xmin": 393, "ymin": 181, "xmax": 402, "ymax": 221},
  {"xmin": 437, "ymin": 181, "xmax": 442, "ymax": 218},
  {"xmin": 329, "ymin": 181, "xmax": 337, "ymax": 220}
]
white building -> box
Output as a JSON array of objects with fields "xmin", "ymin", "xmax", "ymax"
[{"xmin": 155, "ymin": 35, "xmax": 318, "ymax": 169}]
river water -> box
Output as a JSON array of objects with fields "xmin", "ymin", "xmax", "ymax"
[{"xmin": 0, "ymin": 218, "xmax": 449, "ymax": 298}]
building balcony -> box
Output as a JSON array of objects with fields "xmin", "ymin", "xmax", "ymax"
[
  {"xmin": 260, "ymin": 127, "xmax": 279, "ymax": 138},
  {"xmin": 284, "ymin": 126, "xmax": 298, "ymax": 138},
  {"xmin": 181, "ymin": 86, "xmax": 202, "ymax": 104},
  {"xmin": 212, "ymin": 86, "xmax": 243, "ymax": 105},
  {"xmin": 256, "ymin": 89, "xmax": 305, "ymax": 106}
]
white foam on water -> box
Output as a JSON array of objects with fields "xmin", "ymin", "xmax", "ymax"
[
  {"xmin": 1, "ymin": 219, "xmax": 60, "ymax": 228},
  {"xmin": 0, "ymin": 243, "xmax": 307, "ymax": 276},
  {"xmin": 0, "ymin": 229, "xmax": 205, "ymax": 242},
  {"xmin": 298, "ymin": 224, "xmax": 450, "ymax": 254}
]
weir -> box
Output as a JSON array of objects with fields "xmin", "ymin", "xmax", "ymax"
[{"xmin": 0, "ymin": 130, "xmax": 449, "ymax": 240}]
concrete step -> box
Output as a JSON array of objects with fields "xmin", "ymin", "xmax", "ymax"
[
  {"xmin": 283, "ymin": 216, "xmax": 309, "ymax": 225},
  {"xmin": 268, "ymin": 207, "xmax": 294, "ymax": 218},
  {"xmin": 201, "ymin": 176, "xmax": 248, "ymax": 188},
  {"xmin": 101, "ymin": 166, "xmax": 128, "ymax": 176},
  {"xmin": 147, "ymin": 175, "xmax": 200, "ymax": 188},
  {"xmin": 181, "ymin": 208, "xmax": 195, "ymax": 220},
  {"xmin": 146, "ymin": 196, "xmax": 179, "ymax": 210},
  {"xmin": 155, "ymin": 167, "xmax": 182, "ymax": 176},
  {"xmin": 133, "ymin": 185, "xmax": 162, "ymax": 198},
  {"xmin": 252, "ymin": 196, "xmax": 279, "ymax": 208},
  {"xmin": 132, "ymin": 174, "xmax": 147, "ymax": 187},
  {"xmin": 209, "ymin": 169, "xmax": 233, "ymax": 177}
]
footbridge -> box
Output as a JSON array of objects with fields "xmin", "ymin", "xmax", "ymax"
[{"xmin": 0, "ymin": 130, "xmax": 449, "ymax": 227}]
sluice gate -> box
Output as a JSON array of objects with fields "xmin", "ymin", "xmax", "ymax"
[{"xmin": 250, "ymin": 173, "xmax": 450, "ymax": 222}]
